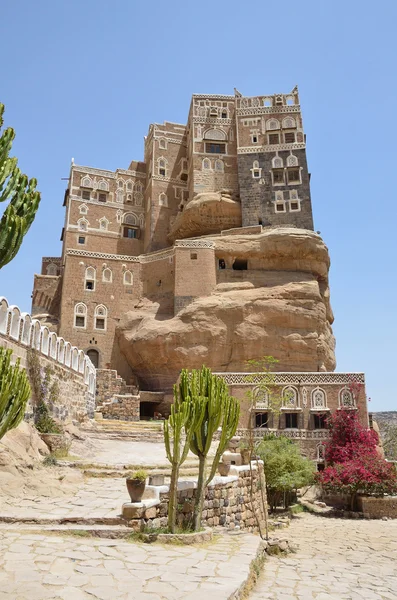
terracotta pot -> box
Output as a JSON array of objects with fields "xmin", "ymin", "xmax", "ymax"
[
  {"xmin": 240, "ymin": 449, "xmax": 250, "ymax": 465},
  {"xmin": 126, "ymin": 478, "xmax": 146, "ymax": 502},
  {"xmin": 218, "ymin": 462, "xmax": 231, "ymax": 477}
]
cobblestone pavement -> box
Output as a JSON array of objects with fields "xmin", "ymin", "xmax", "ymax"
[
  {"xmin": 0, "ymin": 478, "xmax": 125, "ymax": 522},
  {"xmin": 250, "ymin": 513, "xmax": 397, "ymax": 600},
  {"xmin": 0, "ymin": 529, "xmax": 259, "ymax": 600}
]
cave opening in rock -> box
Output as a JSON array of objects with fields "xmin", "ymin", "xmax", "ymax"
[{"xmin": 233, "ymin": 259, "xmax": 247, "ymax": 270}]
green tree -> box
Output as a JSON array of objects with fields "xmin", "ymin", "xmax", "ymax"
[
  {"xmin": 0, "ymin": 103, "xmax": 40, "ymax": 269},
  {"xmin": 0, "ymin": 348, "xmax": 31, "ymax": 440},
  {"xmin": 179, "ymin": 366, "xmax": 239, "ymax": 531},
  {"xmin": 256, "ymin": 435, "xmax": 315, "ymax": 511}
]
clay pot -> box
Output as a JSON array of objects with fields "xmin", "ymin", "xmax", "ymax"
[
  {"xmin": 126, "ymin": 478, "xmax": 146, "ymax": 502},
  {"xmin": 218, "ymin": 462, "xmax": 231, "ymax": 477},
  {"xmin": 240, "ymin": 448, "xmax": 250, "ymax": 465}
]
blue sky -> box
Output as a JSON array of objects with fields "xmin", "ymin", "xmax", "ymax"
[{"xmin": 0, "ymin": 0, "xmax": 396, "ymax": 411}]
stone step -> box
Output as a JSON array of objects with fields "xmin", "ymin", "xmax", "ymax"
[
  {"xmin": 0, "ymin": 523, "xmax": 132, "ymax": 538},
  {"xmin": 0, "ymin": 515, "xmax": 124, "ymax": 526},
  {"xmin": 80, "ymin": 466, "xmax": 199, "ymax": 478}
]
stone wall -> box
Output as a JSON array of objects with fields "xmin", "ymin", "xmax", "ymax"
[
  {"xmin": 0, "ymin": 296, "xmax": 96, "ymax": 421},
  {"xmin": 357, "ymin": 496, "xmax": 397, "ymax": 519},
  {"xmin": 123, "ymin": 463, "xmax": 265, "ymax": 533}
]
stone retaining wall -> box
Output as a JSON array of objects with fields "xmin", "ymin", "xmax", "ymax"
[{"xmin": 357, "ymin": 496, "xmax": 397, "ymax": 519}]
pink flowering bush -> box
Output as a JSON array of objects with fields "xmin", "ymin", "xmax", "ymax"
[{"xmin": 317, "ymin": 409, "xmax": 397, "ymax": 506}]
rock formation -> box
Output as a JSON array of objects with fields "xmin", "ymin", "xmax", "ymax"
[{"xmin": 117, "ymin": 227, "xmax": 336, "ymax": 391}]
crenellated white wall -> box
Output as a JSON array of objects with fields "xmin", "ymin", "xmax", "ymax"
[{"xmin": 0, "ymin": 296, "xmax": 96, "ymax": 418}]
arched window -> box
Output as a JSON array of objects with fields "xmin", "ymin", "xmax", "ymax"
[
  {"xmin": 158, "ymin": 138, "xmax": 167, "ymax": 149},
  {"xmin": 272, "ymin": 156, "xmax": 283, "ymax": 168},
  {"xmin": 94, "ymin": 305, "xmax": 107, "ymax": 331},
  {"xmin": 78, "ymin": 218, "xmax": 88, "ymax": 232},
  {"xmin": 253, "ymin": 386, "xmax": 269, "ymax": 409},
  {"xmin": 311, "ymin": 388, "xmax": 327, "ymax": 409},
  {"xmin": 87, "ymin": 348, "xmax": 99, "ymax": 368},
  {"xmin": 85, "ymin": 267, "xmax": 96, "ymax": 291},
  {"xmin": 99, "ymin": 217, "xmax": 109, "ymax": 231},
  {"xmin": 287, "ymin": 154, "xmax": 298, "ymax": 167},
  {"xmin": 126, "ymin": 194, "xmax": 132, "ymax": 202},
  {"xmin": 81, "ymin": 175, "xmax": 93, "ymax": 188},
  {"xmin": 267, "ymin": 119, "xmax": 280, "ymax": 130},
  {"xmin": 339, "ymin": 387, "xmax": 355, "ymax": 408},
  {"xmin": 117, "ymin": 180, "xmax": 124, "ymax": 189},
  {"xmin": 116, "ymin": 190, "xmax": 124, "ymax": 203},
  {"xmin": 282, "ymin": 117, "xmax": 296, "ymax": 129},
  {"xmin": 98, "ymin": 180, "xmax": 109, "ymax": 191},
  {"xmin": 202, "ymin": 158, "xmax": 211, "ymax": 170},
  {"xmin": 123, "ymin": 270, "xmax": 133, "ymax": 285},
  {"xmin": 317, "ymin": 444, "xmax": 325, "ymax": 461},
  {"xmin": 251, "ymin": 160, "xmax": 261, "ymax": 179},
  {"xmin": 74, "ymin": 303, "xmax": 87, "ymax": 328},
  {"xmin": 126, "ymin": 181, "xmax": 133, "ymax": 191},
  {"xmin": 46, "ymin": 263, "xmax": 58, "ymax": 276},
  {"xmin": 79, "ymin": 204, "xmax": 88, "ymax": 215},
  {"xmin": 215, "ymin": 159, "xmax": 224, "ymax": 172},
  {"xmin": 283, "ymin": 386, "xmax": 299, "ymax": 408},
  {"xmin": 135, "ymin": 182, "xmax": 143, "ymax": 193},
  {"xmin": 159, "ymin": 193, "xmax": 168, "ymax": 207},
  {"xmin": 158, "ymin": 158, "xmax": 167, "ymax": 177},
  {"xmin": 102, "ymin": 268, "xmax": 112, "ymax": 283},
  {"xmin": 203, "ymin": 128, "xmax": 227, "ymax": 140},
  {"xmin": 123, "ymin": 213, "xmax": 137, "ymax": 225}
]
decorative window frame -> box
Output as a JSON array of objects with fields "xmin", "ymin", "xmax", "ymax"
[
  {"xmin": 157, "ymin": 157, "xmax": 168, "ymax": 177},
  {"xmin": 74, "ymin": 302, "xmax": 87, "ymax": 329},
  {"xmin": 282, "ymin": 117, "xmax": 296, "ymax": 129},
  {"xmin": 317, "ymin": 443, "xmax": 326, "ymax": 462},
  {"xmin": 271, "ymin": 169, "xmax": 285, "ymax": 186},
  {"xmin": 102, "ymin": 267, "xmax": 112, "ymax": 283},
  {"xmin": 126, "ymin": 180, "xmax": 133, "ymax": 192},
  {"xmin": 202, "ymin": 158, "xmax": 211, "ymax": 170},
  {"xmin": 84, "ymin": 266, "xmax": 96, "ymax": 291},
  {"xmin": 272, "ymin": 156, "xmax": 283, "ymax": 168},
  {"xmin": 251, "ymin": 160, "xmax": 262, "ymax": 179},
  {"xmin": 94, "ymin": 304, "xmax": 108, "ymax": 332},
  {"xmin": 81, "ymin": 175, "xmax": 93, "ymax": 188},
  {"xmin": 310, "ymin": 387, "xmax": 329, "ymax": 411},
  {"xmin": 252, "ymin": 386, "xmax": 270, "ymax": 410},
  {"xmin": 203, "ymin": 128, "xmax": 227, "ymax": 141},
  {"xmin": 159, "ymin": 193, "xmax": 168, "ymax": 207},
  {"xmin": 46, "ymin": 263, "xmax": 58, "ymax": 276},
  {"xmin": 287, "ymin": 154, "xmax": 299, "ymax": 167},
  {"xmin": 123, "ymin": 212, "xmax": 138, "ymax": 226},
  {"xmin": 123, "ymin": 270, "xmax": 133, "ymax": 285},
  {"xmin": 98, "ymin": 179, "xmax": 109, "ymax": 192},
  {"xmin": 251, "ymin": 132, "xmax": 259, "ymax": 144},
  {"xmin": 117, "ymin": 179, "xmax": 124, "ymax": 189},
  {"xmin": 99, "ymin": 217, "xmax": 109, "ymax": 231},
  {"xmin": 78, "ymin": 218, "xmax": 89, "ymax": 232},
  {"xmin": 287, "ymin": 167, "xmax": 302, "ymax": 185},
  {"xmin": 158, "ymin": 138, "xmax": 167, "ymax": 150},
  {"xmin": 338, "ymin": 387, "xmax": 356, "ymax": 409},
  {"xmin": 215, "ymin": 159, "xmax": 224, "ymax": 172},
  {"xmin": 281, "ymin": 386, "xmax": 301, "ymax": 410},
  {"xmin": 266, "ymin": 118, "xmax": 280, "ymax": 131},
  {"xmin": 79, "ymin": 204, "xmax": 88, "ymax": 215}
]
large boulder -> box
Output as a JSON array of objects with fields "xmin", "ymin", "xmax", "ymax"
[{"xmin": 117, "ymin": 228, "xmax": 336, "ymax": 391}]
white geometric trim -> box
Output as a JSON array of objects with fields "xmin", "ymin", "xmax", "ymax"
[{"xmin": 214, "ymin": 372, "xmax": 365, "ymax": 385}]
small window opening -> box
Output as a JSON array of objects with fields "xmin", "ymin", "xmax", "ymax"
[
  {"xmin": 221, "ymin": 111, "xmax": 227, "ymax": 118},
  {"xmin": 85, "ymin": 281, "xmax": 94, "ymax": 291},
  {"xmin": 317, "ymin": 463, "xmax": 325, "ymax": 472},
  {"xmin": 252, "ymin": 135, "xmax": 258, "ymax": 143},
  {"xmin": 78, "ymin": 236, "xmax": 85, "ymax": 244},
  {"xmin": 190, "ymin": 252, "xmax": 198, "ymax": 260},
  {"xmin": 233, "ymin": 259, "xmax": 247, "ymax": 270},
  {"xmin": 218, "ymin": 258, "xmax": 226, "ymax": 270}
]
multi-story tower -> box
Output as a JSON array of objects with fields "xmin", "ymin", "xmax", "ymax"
[
  {"xmin": 32, "ymin": 87, "xmax": 315, "ymax": 375},
  {"xmin": 235, "ymin": 87, "xmax": 313, "ymax": 229}
]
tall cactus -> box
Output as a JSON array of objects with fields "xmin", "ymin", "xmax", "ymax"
[
  {"xmin": 0, "ymin": 103, "xmax": 40, "ymax": 269},
  {"xmin": 180, "ymin": 366, "xmax": 240, "ymax": 531},
  {"xmin": 164, "ymin": 378, "xmax": 205, "ymax": 532},
  {"xmin": 0, "ymin": 348, "xmax": 31, "ymax": 440}
]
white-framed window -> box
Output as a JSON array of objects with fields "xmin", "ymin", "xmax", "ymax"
[
  {"xmin": 85, "ymin": 266, "xmax": 96, "ymax": 291},
  {"xmin": 78, "ymin": 218, "xmax": 89, "ymax": 232},
  {"xmin": 159, "ymin": 193, "xmax": 168, "ymax": 207},
  {"xmin": 81, "ymin": 175, "xmax": 93, "ymax": 188},
  {"xmin": 251, "ymin": 160, "xmax": 261, "ymax": 179},
  {"xmin": 116, "ymin": 190, "xmax": 124, "ymax": 203},
  {"xmin": 117, "ymin": 179, "xmax": 124, "ymax": 189},
  {"xmin": 102, "ymin": 268, "xmax": 112, "ymax": 283},
  {"xmin": 268, "ymin": 133, "xmax": 280, "ymax": 145},
  {"xmin": 282, "ymin": 117, "xmax": 296, "ymax": 129},
  {"xmin": 287, "ymin": 168, "xmax": 301, "ymax": 184},
  {"xmin": 158, "ymin": 157, "xmax": 168, "ymax": 177},
  {"xmin": 159, "ymin": 138, "xmax": 167, "ymax": 149},
  {"xmin": 74, "ymin": 303, "xmax": 87, "ymax": 328},
  {"xmin": 215, "ymin": 159, "xmax": 224, "ymax": 172},
  {"xmin": 79, "ymin": 204, "xmax": 88, "ymax": 215},
  {"xmin": 94, "ymin": 305, "xmax": 107, "ymax": 331},
  {"xmin": 99, "ymin": 217, "xmax": 109, "ymax": 231},
  {"xmin": 267, "ymin": 118, "xmax": 280, "ymax": 131},
  {"xmin": 123, "ymin": 213, "xmax": 138, "ymax": 226},
  {"xmin": 123, "ymin": 270, "xmax": 133, "ymax": 285},
  {"xmin": 287, "ymin": 154, "xmax": 299, "ymax": 167},
  {"xmin": 126, "ymin": 194, "xmax": 132, "ymax": 202},
  {"xmin": 116, "ymin": 209, "xmax": 123, "ymax": 223},
  {"xmin": 272, "ymin": 169, "xmax": 284, "ymax": 185},
  {"xmin": 282, "ymin": 386, "xmax": 299, "ymax": 408},
  {"xmin": 284, "ymin": 132, "xmax": 296, "ymax": 144},
  {"xmin": 126, "ymin": 181, "xmax": 133, "ymax": 191},
  {"xmin": 274, "ymin": 192, "xmax": 286, "ymax": 213},
  {"xmin": 203, "ymin": 128, "xmax": 227, "ymax": 141},
  {"xmin": 288, "ymin": 190, "xmax": 301, "ymax": 212},
  {"xmin": 209, "ymin": 106, "xmax": 218, "ymax": 117},
  {"xmin": 339, "ymin": 387, "xmax": 355, "ymax": 408},
  {"xmin": 272, "ymin": 156, "xmax": 283, "ymax": 168},
  {"xmin": 202, "ymin": 158, "xmax": 211, "ymax": 170},
  {"xmin": 98, "ymin": 180, "xmax": 109, "ymax": 191},
  {"xmin": 135, "ymin": 182, "xmax": 143, "ymax": 193},
  {"xmin": 311, "ymin": 388, "xmax": 327, "ymax": 409},
  {"xmin": 98, "ymin": 192, "xmax": 107, "ymax": 203}
]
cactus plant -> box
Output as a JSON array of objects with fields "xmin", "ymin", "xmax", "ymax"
[
  {"xmin": 179, "ymin": 366, "xmax": 240, "ymax": 531},
  {"xmin": 0, "ymin": 103, "xmax": 40, "ymax": 269},
  {"xmin": 0, "ymin": 348, "xmax": 31, "ymax": 440},
  {"xmin": 164, "ymin": 377, "xmax": 205, "ymax": 532}
]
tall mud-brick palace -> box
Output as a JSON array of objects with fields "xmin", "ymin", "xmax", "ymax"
[{"xmin": 31, "ymin": 87, "xmax": 368, "ymax": 464}]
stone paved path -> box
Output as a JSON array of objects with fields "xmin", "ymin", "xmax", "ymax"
[
  {"xmin": 0, "ymin": 478, "xmax": 125, "ymax": 522},
  {"xmin": 250, "ymin": 513, "xmax": 397, "ymax": 600},
  {"xmin": 0, "ymin": 529, "xmax": 259, "ymax": 600}
]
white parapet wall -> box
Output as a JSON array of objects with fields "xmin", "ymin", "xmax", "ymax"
[{"xmin": 0, "ymin": 296, "xmax": 96, "ymax": 419}]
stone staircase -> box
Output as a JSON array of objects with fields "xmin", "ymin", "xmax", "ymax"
[{"xmin": 81, "ymin": 418, "xmax": 165, "ymax": 442}]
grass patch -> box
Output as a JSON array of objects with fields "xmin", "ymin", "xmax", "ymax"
[{"xmin": 289, "ymin": 503, "xmax": 306, "ymax": 515}]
